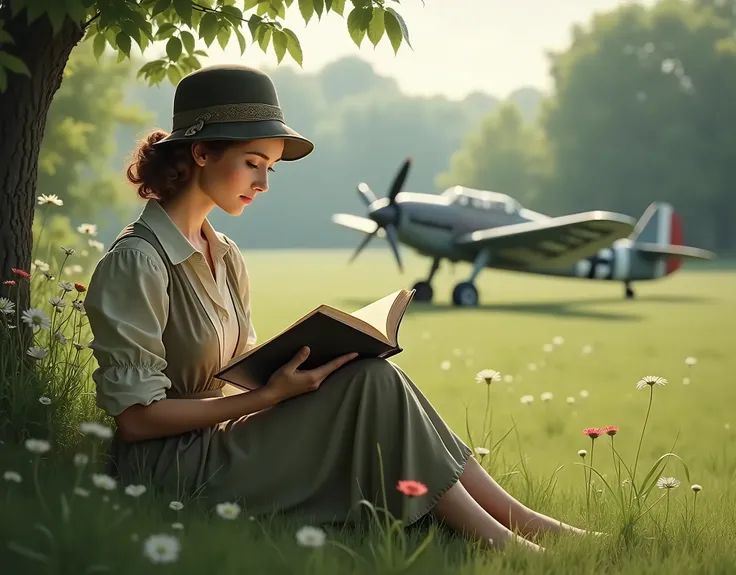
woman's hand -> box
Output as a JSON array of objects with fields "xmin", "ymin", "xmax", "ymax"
[{"xmin": 264, "ymin": 346, "xmax": 358, "ymax": 403}]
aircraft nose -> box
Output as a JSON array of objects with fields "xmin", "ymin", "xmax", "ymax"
[{"xmin": 371, "ymin": 204, "xmax": 398, "ymax": 227}]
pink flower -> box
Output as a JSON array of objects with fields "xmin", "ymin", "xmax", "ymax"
[
  {"xmin": 397, "ymin": 480, "xmax": 428, "ymax": 497},
  {"xmin": 11, "ymin": 268, "xmax": 30, "ymax": 279},
  {"xmin": 603, "ymin": 425, "xmax": 619, "ymax": 436},
  {"xmin": 583, "ymin": 427, "xmax": 603, "ymax": 439}
]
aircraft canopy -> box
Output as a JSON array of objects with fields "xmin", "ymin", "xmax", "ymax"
[{"xmin": 442, "ymin": 185, "xmax": 522, "ymax": 214}]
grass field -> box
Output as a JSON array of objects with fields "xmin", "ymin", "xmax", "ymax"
[{"xmin": 2, "ymin": 248, "xmax": 736, "ymax": 573}]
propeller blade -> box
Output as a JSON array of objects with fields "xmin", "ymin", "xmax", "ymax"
[
  {"xmin": 384, "ymin": 223, "xmax": 403, "ymax": 273},
  {"xmin": 349, "ymin": 230, "xmax": 377, "ymax": 263},
  {"xmin": 357, "ymin": 182, "xmax": 377, "ymax": 207},
  {"xmin": 388, "ymin": 157, "xmax": 412, "ymax": 203},
  {"xmin": 331, "ymin": 213, "xmax": 384, "ymax": 237}
]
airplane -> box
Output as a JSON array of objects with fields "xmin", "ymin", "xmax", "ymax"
[{"xmin": 331, "ymin": 158, "xmax": 716, "ymax": 306}]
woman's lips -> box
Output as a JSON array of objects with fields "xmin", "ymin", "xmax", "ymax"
[{"xmin": 240, "ymin": 195, "xmax": 252, "ymax": 204}]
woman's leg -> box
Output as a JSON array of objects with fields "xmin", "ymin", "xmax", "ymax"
[
  {"xmin": 459, "ymin": 457, "xmax": 590, "ymax": 539},
  {"xmin": 430, "ymin": 477, "xmax": 544, "ymax": 552}
]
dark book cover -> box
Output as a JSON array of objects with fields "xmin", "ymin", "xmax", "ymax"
[{"xmin": 215, "ymin": 311, "xmax": 401, "ymax": 390}]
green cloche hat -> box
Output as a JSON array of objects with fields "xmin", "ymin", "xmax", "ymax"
[{"xmin": 154, "ymin": 64, "xmax": 314, "ymax": 161}]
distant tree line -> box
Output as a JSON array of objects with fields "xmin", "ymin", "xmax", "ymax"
[{"xmin": 37, "ymin": 0, "xmax": 736, "ymax": 256}]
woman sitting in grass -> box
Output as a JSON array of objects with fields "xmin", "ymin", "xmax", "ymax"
[{"xmin": 84, "ymin": 63, "xmax": 590, "ymax": 552}]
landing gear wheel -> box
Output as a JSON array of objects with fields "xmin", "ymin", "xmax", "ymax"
[
  {"xmin": 452, "ymin": 281, "xmax": 479, "ymax": 307},
  {"xmin": 625, "ymin": 283, "xmax": 635, "ymax": 299},
  {"xmin": 412, "ymin": 281, "xmax": 433, "ymax": 303}
]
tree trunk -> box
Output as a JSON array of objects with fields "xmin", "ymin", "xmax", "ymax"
[{"xmin": 0, "ymin": 7, "xmax": 85, "ymax": 306}]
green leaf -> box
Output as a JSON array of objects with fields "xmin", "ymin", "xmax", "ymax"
[
  {"xmin": 92, "ymin": 29, "xmax": 106, "ymax": 59},
  {"xmin": 367, "ymin": 7, "xmax": 384, "ymax": 47},
  {"xmin": 247, "ymin": 14, "xmax": 262, "ymax": 38},
  {"xmin": 0, "ymin": 29, "xmax": 14, "ymax": 44},
  {"xmin": 167, "ymin": 63, "xmax": 183, "ymax": 85},
  {"xmin": 220, "ymin": 5, "xmax": 244, "ymax": 26},
  {"xmin": 282, "ymin": 27, "xmax": 302, "ymax": 66},
  {"xmin": 233, "ymin": 26, "xmax": 247, "ymax": 54},
  {"xmin": 243, "ymin": 0, "xmax": 259, "ymax": 10},
  {"xmin": 25, "ymin": 0, "xmax": 47, "ymax": 25},
  {"xmin": 329, "ymin": 0, "xmax": 345, "ymax": 15},
  {"xmin": 173, "ymin": 0, "xmax": 193, "ymax": 24},
  {"xmin": 46, "ymin": 0, "xmax": 68, "ymax": 36},
  {"xmin": 272, "ymin": 29, "xmax": 287, "ymax": 63},
  {"xmin": 116, "ymin": 32, "xmax": 132, "ymax": 56},
  {"xmin": 151, "ymin": 0, "xmax": 171, "ymax": 17},
  {"xmin": 198, "ymin": 12, "xmax": 219, "ymax": 47},
  {"xmin": 257, "ymin": 26, "xmax": 271, "ymax": 52},
  {"xmin": 313, "ymin": 0, "xmax": 324, "ymax": 20},
  {"xmin": 9, "ymin": 0, "xmax": 28, "ymax": 19},
  {"xmin": 166, "ymin": 36, "xmax": 182, "ymax": 61},
  {"xmin": 155, "ymin": 23, "xmax": 178, "ymax": 40},
  {"xmin": 0, "ymin": 51, "xmax": 31, "ymax": 75},
  {"xmin": 383, "ymin": 8, "xmax": 402, "ymax": 54},
  {"xmin": 385, "ymin": 6, "xmax": 410, "ymax": 49},
  {"xmin": 181, "ymin": 30, "xmax": 195, "ymax": 54},
  {"xmin": 298, "ymin": 0, "xmax": 314, "ymax": 24},
  {"xmin": 346, "ymin": 6, "xmax": 371, "ymax": 48},
  {"xmin": 216, "ymin": 25, "xmax": 231, "ymax": 51}
]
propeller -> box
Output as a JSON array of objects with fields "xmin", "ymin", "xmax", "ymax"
[{"xmin": 334, "ymin": 158, "xmax": 412, "ymax": 273}]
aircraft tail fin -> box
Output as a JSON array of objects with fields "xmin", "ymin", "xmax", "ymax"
[{"xmin": 631, "ymin": 202, "xmax": 715, "ymax": 275}]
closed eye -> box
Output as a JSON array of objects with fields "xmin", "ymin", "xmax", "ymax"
[{"xmin": 247, "ymin": 161, "xmax": 275, "ymax": 173}]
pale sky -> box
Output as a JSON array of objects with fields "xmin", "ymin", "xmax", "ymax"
[{"xmin": 201, "ymin": 0, "xmax": 651, "ymax": 100}]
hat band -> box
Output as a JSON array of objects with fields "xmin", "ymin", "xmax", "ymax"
[{"xmin": 172, "ymin": 103, "xmax": 285, "ymax": 136}]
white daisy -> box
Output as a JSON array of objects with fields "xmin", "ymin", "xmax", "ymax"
[
  {"xmin": 60, "ymin": 247, "xmax": 75, "ymax": 256},
  {"xmin": 49, "ymin": 296, "xmax": 67, "ymax": 308},
  {"xmin": 685, "ymin": 356, "xmax": 697, "ymax": 366},
  {"xmin": 552, "ymin": 336, "xmax": 564, "ymax": 346},
  {"xmin": 125, "ymin": 484, "xmax": 147, "ymax": 497},
  {"xmin": 74, "ymin": 487, "xmax": 90, "ymax": 497},
  {"xmin": 215, "ymin": 502, "xmax": 241, "ymax": 519},
  {"xmin": 3, "ymin": 470, "xmax": 22, "ymax": 483},
  {"xmin": 691, "ymin": 484, "xmax": 702, "ymax": 492},
  {"xmin": 541, "ymin": 392, "xmax": 553, "ymax": 402},
  {"xmin": 171, "ymin": 522, "xmax": 184, "ymax": 530},
  {"xmin": 21, "ymin": 308, "xmax": 51, "ymax": 331},
  {"xmin": 169, "ymin": 500, "xmax": 184, "ymax": 511},
  {"xmin": 91, "ymin": 473, "xmax": 117, "ymax": 491},
  {"xmin": 520, "ymin": 394, "xmax": 534, "ymax": 405},
  {"xmin": 80, "ymin": 421, "xmax": 113, "ymax": 440},
  {"xmin": 578, "ymin": 449, "xmax": 587, "ymax": 458},
  {"xmin": 295, "ymin": 525, "xmax": 327, "ymax": 548},
  {"xmin": 0, "ymin": 297, "xmax": 15, "ymax": 315},
  {"xmin": 636, "ymin": 375, "xmax": 668, "ymax": 390},
  {"xmin": 474, "ymin": 369, "xmax": 501, "ymax": 385},
  {"xmin": 143, "ymin": 534, "xmax": 180, "ymax": 564},
  {"xmin": 53, "ymin": 331, "xmax": 68, "ymax": 345},
  {"xmin": 77, "ymin": 223, "xmax": 98, "ymax": 236},
  {"xmin": 566, "ymin": 396, "xmax": 576, "ymax": 404},
  {"xmin": 474, "ymin": 447, "xmax": 490, "ymax": 456},
  {"xmin": 58, "ymin": 281, "xmax": 74, "ymax": 292},
  {"xmin": 440, "ymin": 360, "xmax": 451, "ymax": 370},
  {"xmin": 88, "ymin": 239, "xmax": 105, "ymax": 252},
  {"xmin": 582, "ymin": 344, "xmax": 593, "ymax": 354},
  {"xmin": 73, "ymin": 453, "xmax": 89, "ymax": 467},
  {"xmin": 33, "ymin": 260, "xmax": 50, "ymax": 273},
  {"xmin": 24, "ymin": 438, "xmax": 51, "ymax": 454},
  {"xmin": 579, "ymin": 390, "xmax": 590, "ymax": 398},
  {"xmin": 27, "ymin": 346, "xmax": 48, "ymax": 360},
  {"xmin": 38, "ymin": 194, "xmax": 64, "ymax": 206},
  {"xmin": 656, "ymin": 476, "xmax": 680, "ymax": 490},
  {"xmin": 38, "ymin": 396, "xmax": 51, "ymax": 405}
]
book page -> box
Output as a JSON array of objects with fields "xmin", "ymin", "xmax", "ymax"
[{"xmin": 349, "ymin": 290, "xmax": 402, "ymax": 341}]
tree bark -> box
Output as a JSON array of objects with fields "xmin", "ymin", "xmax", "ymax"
[{"xmin": 0, "ymin": 6, "xmax": 85, "ymax": 305}]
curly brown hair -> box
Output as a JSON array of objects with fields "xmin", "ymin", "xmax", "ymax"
[{"xmin": 126, "ymin": 130, "xmax": 236, "ymax": 201}]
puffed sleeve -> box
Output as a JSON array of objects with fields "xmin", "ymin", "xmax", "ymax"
[
  {"xmin": 223, "ymin": 235, "xmax": 257, "ymax": 350},
  {"xmin": 84, "ymin": 243, "xmax": 172, "ymax": 417}
]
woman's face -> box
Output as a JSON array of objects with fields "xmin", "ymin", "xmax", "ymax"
[{"xmin": 193, "ymin": 138, "xmax": 285, "ymax": 216}]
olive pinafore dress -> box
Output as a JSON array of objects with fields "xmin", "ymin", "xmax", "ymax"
[{"xmin": 99, "ymin": 222, "xmax": 472, "ymax": 527}]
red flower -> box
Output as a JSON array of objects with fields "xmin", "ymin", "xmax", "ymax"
[
  {"xmin": 11, "ymin": 268, "xmax": 30, "ymax": 279},
  {"xmin": 74, "ymin": 282, "xmax": 87, "ymax": 293},
  {"xmin": 397, "ymin": 480, "xmax": 428, "ymax": 497},
  {"xmin": 583, "ymin": 427, "xmax": 603, "ymax": 439},
  {"xmin": 3, "ymin": 280, "xmax": 16, "ymax": 286},
  {"xmin": 603, "ymin": 425, "xmax": 619, "ymax": 436}
]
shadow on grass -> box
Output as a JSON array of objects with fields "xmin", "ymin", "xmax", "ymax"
[{"xmin": 338, "ymin": 294, "xmax": 714, "ymax": 322}]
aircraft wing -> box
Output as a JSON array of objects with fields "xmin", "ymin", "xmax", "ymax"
[
  {"xmin": 453, "ymin": 211, "xmax": 637, "ymax": 268},
  {"xmin": 331, "ymin": 213, "xmax": 385, "ymax": 238},
  {"xmin": 634, "ymin": 242, "xmax": 716, "ymax": 261}
]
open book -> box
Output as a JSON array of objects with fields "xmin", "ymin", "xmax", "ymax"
[{"xmin": 215, "ymin": 288, "xmax": 415, "ymax": 391}]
